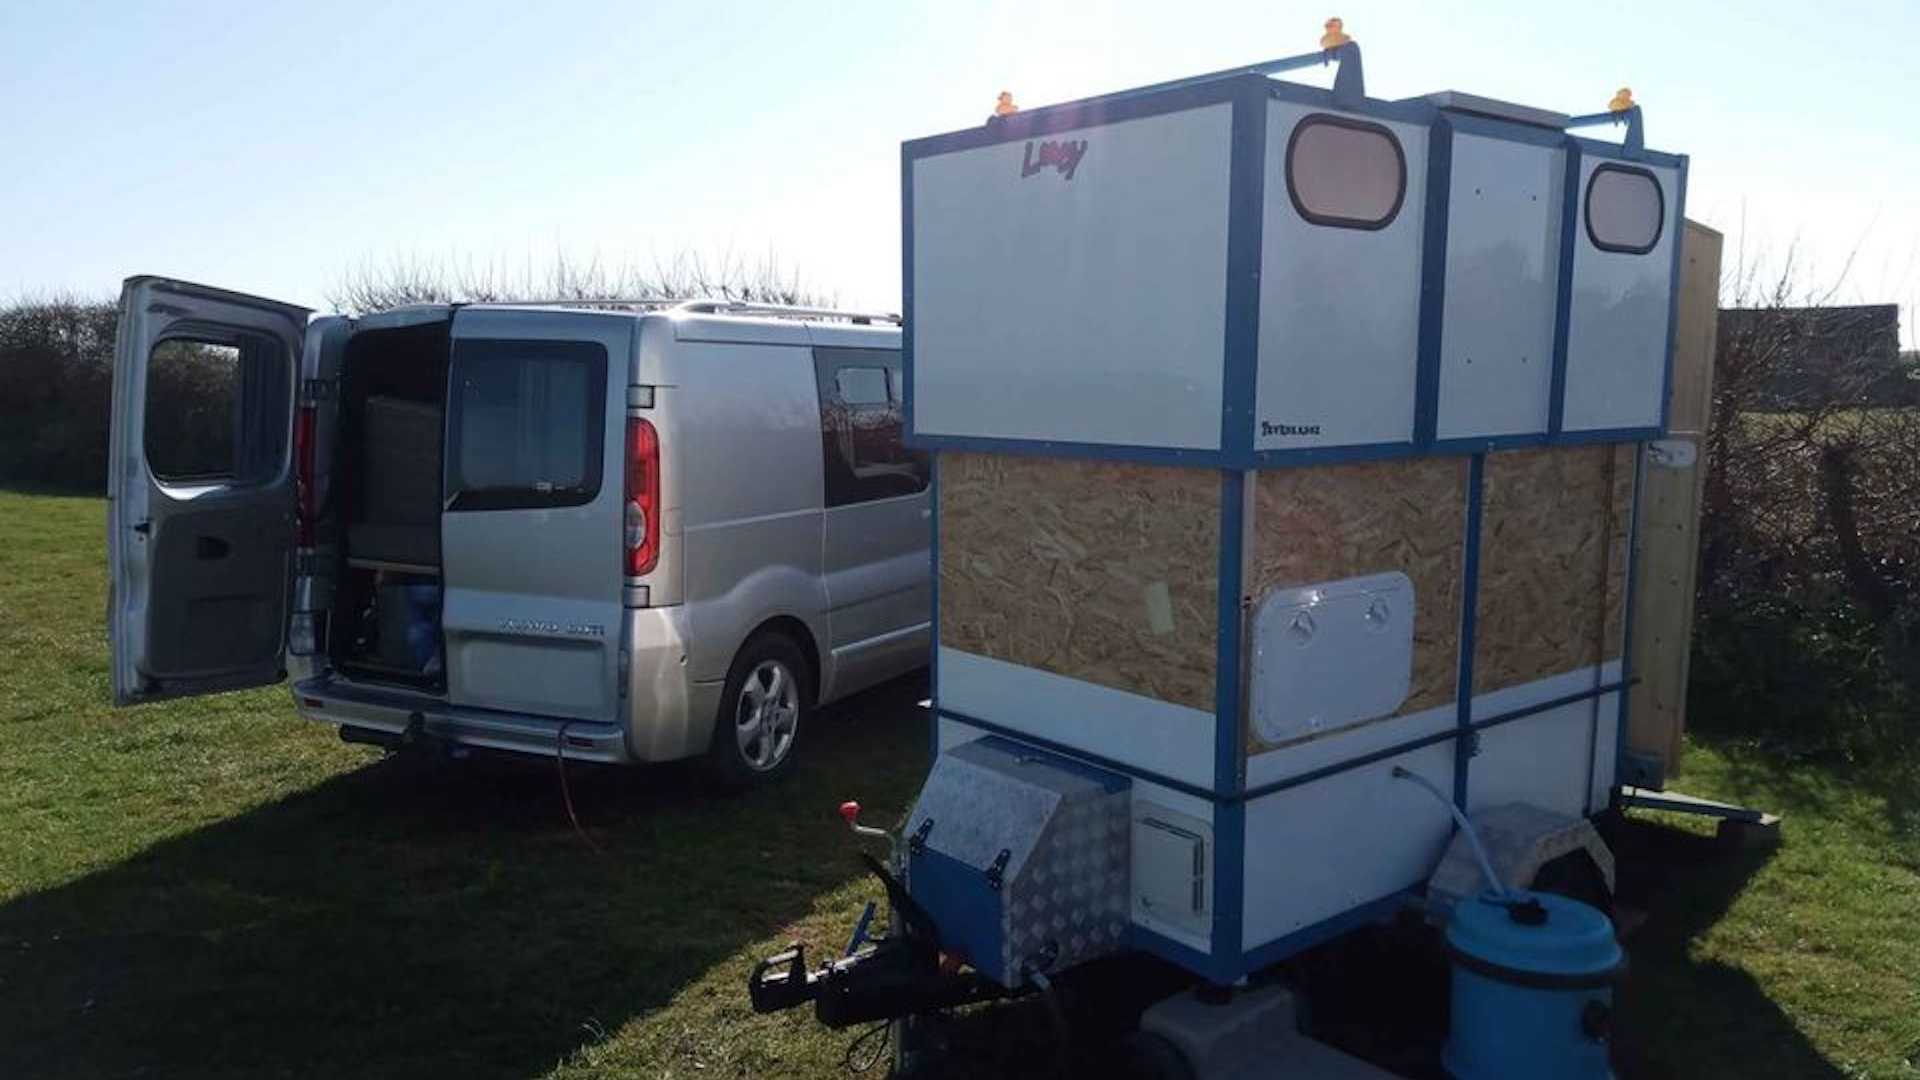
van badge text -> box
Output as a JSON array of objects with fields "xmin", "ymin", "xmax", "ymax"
[
  {"xmin": 501, "ymin": 618, "xmax": 605, "ymax": 638},
  {"xmin": 1021, "ymin": 138, "xmax": 1087, "ymax": 181}
]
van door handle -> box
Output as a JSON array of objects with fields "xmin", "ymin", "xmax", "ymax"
[
  {"xmin": 131, "ymin": 521, "xmax": 151, "ymax": 535},
  {"xmin": 195, "ymin": 535, "xmax": 231, "ymax": 560}
]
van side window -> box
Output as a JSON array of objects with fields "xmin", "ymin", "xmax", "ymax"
[
  {"xmin": 144, "ymin": 334, "xmax": 289, "ymax": 485},
  {"xmin": 835, "ymin": 366, "xmax": 890, "ymax": 406},
  {"xmin": 814, "ymin": 347, "xmax": 929, "ymax": 507},
  {"xmin": 445, "ymin": 339, "xmax": 608, "ymax": 512}
]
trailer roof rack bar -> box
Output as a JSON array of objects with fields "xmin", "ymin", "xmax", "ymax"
[
  {"xmin": 1566, "ymin": 102, "xmax": 1646, "ymax": 156},
  {"xmin": 1046, "ymin": 39, "xmax": 1364, "ymax": 114}
]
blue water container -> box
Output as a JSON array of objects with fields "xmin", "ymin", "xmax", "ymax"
[{"xmin": 1443, "ymin": 889, "xmax": 1623, "ymax": 1080}]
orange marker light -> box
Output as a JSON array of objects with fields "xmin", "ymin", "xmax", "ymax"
[
  {"xmin": 1320, "ymin": 17, "xmax": 1351, "ymax": 49},
  {"xmin": 993, "ymin": 91, "xmax": 1019, "ymax": 117},
  {"xmin": 1609, "ymin": 87, "xmax": 1635, "ymax": 112}
]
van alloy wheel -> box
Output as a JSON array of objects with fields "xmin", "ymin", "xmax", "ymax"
[{"xmin": 734, "ymin": 659, "xmax": 799, "ymax": 771}]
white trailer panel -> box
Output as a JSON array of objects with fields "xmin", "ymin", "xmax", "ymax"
[
  {"xmin": 1255, "ymin": 102, "xmax": 1428, "ymax": 451},
  {"xmin": 910, "ymin": 104, "xmax": 1234, "ymax": 450}
]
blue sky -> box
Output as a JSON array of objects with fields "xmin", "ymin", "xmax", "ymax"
[{"xmin": 3, "ymin": 0, "xmax": 1915, "ymax": 339}]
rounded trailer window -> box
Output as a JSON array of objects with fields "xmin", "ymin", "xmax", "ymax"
[
  {"xmin": 1285, "ymin": 114, "xmax": 1407, "ymax": 230},
  {"xmin": 1585, "ymin": 164, "xmax": 1665, "ymax": 254}
]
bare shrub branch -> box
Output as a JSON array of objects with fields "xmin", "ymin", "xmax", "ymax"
[{"xmin": 326, "ymin": 248, "xmax": 835, "ymax": 314}]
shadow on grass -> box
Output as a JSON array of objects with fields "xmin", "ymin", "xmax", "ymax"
[
  {"xmin": 1282, "ymin": 811, "xmax": 1843, "ymax": 1080},
  {"xmin": 1606, "ymin": 813, "xmax": 1844, "ymax": 1080},
  {"xmin": 0, "ymin": 675, "xmax": 929, "ymax": 1080}
]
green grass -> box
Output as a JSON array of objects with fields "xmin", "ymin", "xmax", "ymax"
[
  {"xmin": 1616, "ymin": 746, "xmax": 1920, "ymax": 1079},
  {"xmin": 0, "ymin": 489, "xmax": 928, "ymax": 1078},
  {"xmin": 1, "ymin": 488, "xmax": 1916, "ymax": 1078}
]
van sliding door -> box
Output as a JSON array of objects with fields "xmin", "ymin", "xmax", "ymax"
[
  {"xmin": 815, "ymin": 346, "xmax": 932, "ymax": 696},
  {"xmin": 438, "ymin": 309, "xmax": 629, "ymax": 723}
]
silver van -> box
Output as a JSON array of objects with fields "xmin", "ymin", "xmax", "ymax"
[{"xmin": 107, "ymin": 277, "xmax": 930, "ymax": 787}]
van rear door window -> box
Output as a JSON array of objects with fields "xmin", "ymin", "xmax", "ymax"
[
  {"xmin": 144, "ymin": 334, "xmax": 288, "ymax": 485},
  {"xmin": 446, "ymin": 339, "xmax": 607, "ymax": 511}
]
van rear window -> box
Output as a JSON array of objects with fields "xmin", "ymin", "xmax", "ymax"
[
  {"xmin": 446, "ymin": 339, "xmax": 607, "ymax": 512},
  {"xmin": 144, "ymin": 333, "xmax": 288, "ymax": 485}
]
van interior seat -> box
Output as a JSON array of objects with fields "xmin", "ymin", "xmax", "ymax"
[{"xmin": 350, "ymin": 394, "xmax": 441, "ymax": 567}]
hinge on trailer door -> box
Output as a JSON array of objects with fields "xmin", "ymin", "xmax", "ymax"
[
  {"xmin": 984, "ymin": 848, "xmax": 1011, "ymax": 891},
  {"xmin": 301, "ymin": 378, "xmax": 336, "ymax": 403}
]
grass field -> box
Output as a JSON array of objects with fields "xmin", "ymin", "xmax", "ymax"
[{"xmin": 2, "ymin": 488, "xmax": 1917, "ymax": 1078}]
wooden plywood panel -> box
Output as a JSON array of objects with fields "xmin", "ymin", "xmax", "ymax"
[
  {"xmin": 1603, "ymin": 442, "xmax": 1636, "ymax": 659},
  {"xmin": 1665, "ymin": 222, "xmax": 1725, "ymax": 437},
  {"xmin": 1474, "ymin": 446, "xmax": 1625, "ymax": 696},
  {"xmin": 938, "ymin": 453, "xmax": 1219, "ymax": 711},
  {"xmin": 1248, "ymin": 457, "xmax": 1469, "ymax": 751},
  {"xmin": 1626, "ymin": 220, "xmax": 1724, "ymax": 778}
]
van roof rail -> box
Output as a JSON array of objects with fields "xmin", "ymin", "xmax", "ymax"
[
  {"xmin": 469, "ymin": 297, "xmax": 688, "ymax": 310},
  {"xmin": 671, "ymin": 299, "xmax": 903, "ymax": 326},
  {"xmin": 459, "ymin": 297, "xmax": 901, "ymax": 326}
]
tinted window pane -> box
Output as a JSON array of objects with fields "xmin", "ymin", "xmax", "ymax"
[
  {"xmin": 814, "ymin": 347, "xmax": 928, "ymax": 507},
  {"xmin": 447, "ymin": 340, "xmax": 606, "ymax": 511},
  {"xmin": 836, "ymin": 366, "xmax": 890, "ymax": 406},
  {"xmin": 145, "ymin": 334, "xmax": 288, "ymax": 485},
  {"xmin": 1286, "ymin": 116, "xmax": 1406, "ymax": 229},
  {"xmin": 1586, "ymin": 165, "xmax": 1663, "ymax": 254}
]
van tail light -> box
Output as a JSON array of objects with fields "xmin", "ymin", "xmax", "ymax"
[
  {"xmin": 294, "ymin": 403, "xmax": 317, "ymax": 547},
  {"xmin": 288, "ymin": 611, "xmax": 319, "ymax": 656},
  {"xmin": 625, "ymin": 416, "xmax": 661, "ymax": 576}
]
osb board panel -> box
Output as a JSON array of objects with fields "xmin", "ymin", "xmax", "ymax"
[
  {"xmin": 1629, "ymin": 451, "xmax": 1703, "ymax": 773},
  {"xmin": 1474, "ymin": 446, "xmax": 1630, "ymax": 696},
  {"xmin": 1667, "ymin": 221, "xmax": 1724, "ymax": 437},
  {"xmin": 1627, "ymin": 220, "xmax": 1722, "ymax": 779},
  {"xmin": 1247, "ymin": 457, "xmax": 1469, "ymax": 751},
  {"xmin": 938, "ymin": 453, "xmax": 1219, "ymax": 711},
  {"xmin": 1602, "ymin": 442, "xmax": 1635, "ymax": 659}
]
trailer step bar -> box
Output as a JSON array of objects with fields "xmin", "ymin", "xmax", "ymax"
[{"xmin": 1619, "ymin": 787, "xmax": 1779, "ymax": 826}]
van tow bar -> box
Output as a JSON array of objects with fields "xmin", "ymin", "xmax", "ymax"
[{"xmin": 747, "ymin": 801, "xmax": 1005, "ymax": 1028}]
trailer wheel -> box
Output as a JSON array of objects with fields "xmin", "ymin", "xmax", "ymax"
[
  {"xmin": 705, "ymin": 631, "xmax": 812, "ymax": 791},
  {"xmin": 1109, "ymin": 1031, "xmax": 1196, "ymax": 1080}
]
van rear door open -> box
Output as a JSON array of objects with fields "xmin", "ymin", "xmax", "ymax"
[{"xmin": 108, "ymin": 277, "xmax": 308, "ymax": 705}]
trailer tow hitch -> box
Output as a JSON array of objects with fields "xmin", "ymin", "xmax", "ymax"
[{"xmin": 747, "ymin": 817, "xmax": 1007, "ymax": 1027}]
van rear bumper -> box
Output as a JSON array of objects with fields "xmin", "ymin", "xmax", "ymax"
[
  {"xmin": 621, "ymin": 604, "xmax": 715, "ymax": 763},
  {"xmin": 291, "ymin": 676, "xmax": 632, "ymax": 764}
]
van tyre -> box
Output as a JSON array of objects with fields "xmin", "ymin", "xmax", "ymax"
[{"xmin": 706, "ymin": 632, "xmax": 811, "ymax": 790}]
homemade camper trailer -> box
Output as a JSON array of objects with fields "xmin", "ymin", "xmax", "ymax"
[{"xmin": 753, "ymin": 31, "xmax": 1704, "ymax": 1071}]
